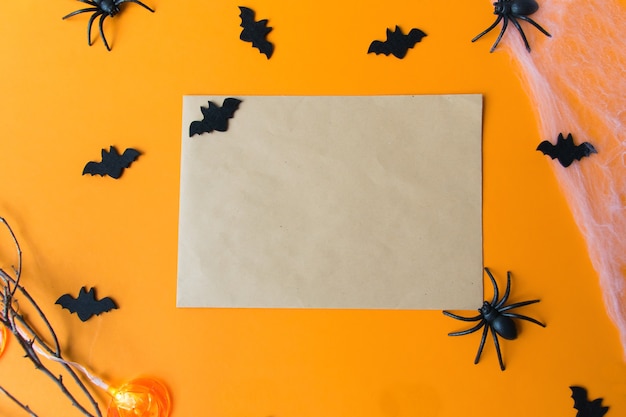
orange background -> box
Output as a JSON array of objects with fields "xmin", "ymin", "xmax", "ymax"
[{"xmin": 0, "ymin": 1, "xmax": 624, "ymax": 416}]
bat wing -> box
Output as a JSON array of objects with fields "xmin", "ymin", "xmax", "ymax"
[
  {"xmin": 238, "ymin": 6, "xmax": 255, "ymax": 27},
  {"xmin": 574, "ymin": 142, "xmax": 597, "ymax": 160},
  {"xmin": 571, "ymin": 386, "xmax": 589, "ymax": 412},
  {"xmin": 222, "ymin": 97, "xmax": 242, "ymax": 112},
  {"xmin": 120, "ymin": 148, "xmax": 141, "ymax": 167},
  {"xmin": 83, "ymin": 160, "xmax": 108, "ymax": 176},
  {"xmin": 407, "ymin": 28, "xmax": 427, "ymax": 45},
  {"xmin": 368, "ymin": 40, "xmax": 391, "ymax": 55},
  {"xmin": 249, "ymin": 26, "xmax": 274, "ymax": 58},
  {"xmin": 189, "ymin": 120, "xmax": 208, "ymax": 136},
  {"xmin": 239, "ymin": 7, "xmax": 274, "ymax": 58},
  {"xmin": 219, "ymin": 98, "xmax": 242, "ymax": 125},
  {"xmin": 56, "ymin": 294, "xmax": 80, "ymax": 313},
  {"xmin": 93, "ymin": 296, "xmax": 118, "ymax": 316},
  {"xmin": 570, "ymin": 386, "xmax": 610, "ymax": 417},
  {"xmin": 536, "ymin": 140, "xmax": 558, "ymax": 158}
]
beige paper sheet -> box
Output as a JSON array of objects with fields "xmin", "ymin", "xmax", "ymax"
[{"xmin": 177, "ymin": 95, "xmax": 483, "ymax": 309}]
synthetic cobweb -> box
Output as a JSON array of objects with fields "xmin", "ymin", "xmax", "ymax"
[{"xmin": 500, "ymin": 0, "xmax": 626, "ymax": 355}]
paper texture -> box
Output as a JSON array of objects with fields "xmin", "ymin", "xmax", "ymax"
[{"xmin": 177, "ymin": 95, "xmax": 483, "ymax": 309}]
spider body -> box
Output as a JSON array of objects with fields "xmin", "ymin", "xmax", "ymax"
[
  {"xmin": 499, "ymin": 0, "xmax": 539, "ymax": 16},
  {"xmin": 93, "ymin": 0, "xmax": 120, "ymax": 16},
  {"xmin": 472, "ymin": 0, "xmax": 551, "ymax": 52},
  {"xmin": 443, "ymin": 268, "xmax": 545, "ymax": 370},
  {"xmin": 63, "ymin": 0, "xmax": 154, "ymax": 51},
  {"xmin": 479, "ymin": 301, "xmax": 517, "ymax": 340}
]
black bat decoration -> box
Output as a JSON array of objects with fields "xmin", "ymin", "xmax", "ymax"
[
  {"xmin": 570, "ymin": 386, "xmax": 609, "ymax": 417},
  {"xmin": 83, "ymin": 146, "xmax": 141, "ymax": 179},
  {"xmin": 537, "ymin": 133, "xmax": 597, "ymax": 167},
  {"xmin": 368, "ymin": 26, "xmax": 427, "ymax": 58},
  {"xmin": 189, "ymin": 98, "xmax": 242, "ymax": 137},
  {"xmin": 56, "ymin": 286, "xmax": 118, "ymax": 322},
  {"xmin": 239, "ymin": 6, "xmax": 274, "ymax": 59}
]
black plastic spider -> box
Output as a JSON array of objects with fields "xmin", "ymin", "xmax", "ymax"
[
  {"xmin": 63, "ymin": 0, "xmax": 154, "ymax": 51},
  {"xmin": 472, "ymin": 0, "xmax": 551, "ymax": 53},
  {"xmin": 443, "ymin": 268, "xmax": 545, "ymax": 370}
]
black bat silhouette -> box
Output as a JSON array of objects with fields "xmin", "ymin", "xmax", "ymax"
[
  {"xmin": 56, "ymin": 286, "xmax": 118, "ymax": 322},
  {"xmin": 537, "ymin": 133, "xmax": 597, "ymax": 167},
  {"xmin": 83, "ymin": 146, "xmax": 141, "ymax": 179},
  {"xmin": 189, "ymin": 98, "xmax": 242, "ymax": 137},
  {"xmin": 368, "ymin": 26, "xmax": 427, "ymax": 58},
  {"xmin": 570, "ymin": 386, "xmax": 609, "ymax": 417},
  {"xmin": 239, "ymin": 6, "xmax": 274, "ymax": 59}
]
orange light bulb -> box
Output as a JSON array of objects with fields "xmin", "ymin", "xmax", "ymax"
[{"xmin": 107, "ymin": 378, "xmax": 171, "ymax": 417}]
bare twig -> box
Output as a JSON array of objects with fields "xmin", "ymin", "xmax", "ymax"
[
  {"xmin": 0, "ymin": 385, "xmax": 39, "ymax": 417},
  {"xmin": 0, "ymin": 217, "xmax": 22, "ymax": 296},
  {"xmin": 0, "ymin": 217, "xmax": 103, "ymax": 417},
  {"xmin": 0, "ymin": 270, "xmax": 60, "ymax": 355}
]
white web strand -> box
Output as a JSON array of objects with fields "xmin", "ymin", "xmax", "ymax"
[
  {"xmin": 499, "ymin": 0, "xmax": 626, "ymax": 355},
  {"xmin": 14, "ymin": 322, "xmax": 110, "ymax": 391}
]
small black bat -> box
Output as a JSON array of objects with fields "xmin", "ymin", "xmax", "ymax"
[
  {"xmin": 570, "ymin": 386, "xmax": 609, "ymax": 417},
  {"xmin": 56, "ymin": 286, "xmax": 118, "ymax": 322},
  {"xmin": 537, "ymin": 133, "xmax": 597, "ymax": 167},
  {"xmin": 368, "ymin": 26, "xmax": 427, "ymax": 58},
  {"xmin": 239, "ymin": 6, "xmax": 274, "ymax": 59},
  {"xmin": 189, "ymin": 98, "xmax": 242, "ymax": 136},
  {"xmin": 83, "ymin": 146, "xmax": 141, "ymax": 179}
]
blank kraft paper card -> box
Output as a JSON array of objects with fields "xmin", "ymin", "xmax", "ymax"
[{"xmin": 177, "ymin": 95, "xmax": 483, "ymax": 309}]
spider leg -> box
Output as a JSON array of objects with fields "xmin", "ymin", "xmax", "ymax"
[
  {"xmin": 62, "ymin": 7, "xmax": 99, "ymax": 20},
  {"xmin": 98, "ymin": 13, "xmax": 112, "ymax": 51},
  {"xmin": 494, "ymin": 271, "xmax": 512, "ymax": 309},
  {"xmin": 501, "ymin": 312, "xmax": 546, "ymax": 328},
  {"xmin": 490, "ymin": 327, "xmax": 506, "ymax": 370},
  {"xmin": 484, "ymin": 267, "xmax": 500, "ymax": 306},
  {"xmin": 117, "ymin": 0, "xmax": 155, "ymax": 12},
  {"xmin": 87, "ymin": 11, "xmax": 103, "ymax": 46},
  {"xmin": 510, "ymin": 17, "xmax": 532, "ymax": 52},
  {"xmin": 443, "ymin": 310, "xmax": 482, "ymax": 322},
  {"xmin": 471, "ymin": 15, "xmax": 503, "ymax": 42},
  {"xmin": 517, "ymin": 15, "xmax": 551, "ymax": 37},
  {"xmin": 473, "ymin": 324, "xmax": 489, "ymax": 364},
  {"xmin": 499, "ymin": 299, "xmax": 540, "ymax": 311},
  {"xmin": 489, "ymin": 16, "xmax": 509, "ymax": 53},
  {"xmin": 77, "ymin": 0, "xmax": 98, "ymax": 5},
  {"xmin": 448, "ymin": 320, "xmax": 485, "ymax": 336}
]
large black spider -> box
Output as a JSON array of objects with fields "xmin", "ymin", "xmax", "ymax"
[
  {"xmin": 443, "ymin": 268, "xmax": 545, "ymax": 370},
  {"xmin": 472, "ymin": 0, "xmax": 551, "ymax": 52},
  {"xmin": 63, "ymin": 0, "xmax": 154, "ymax": 51}
]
